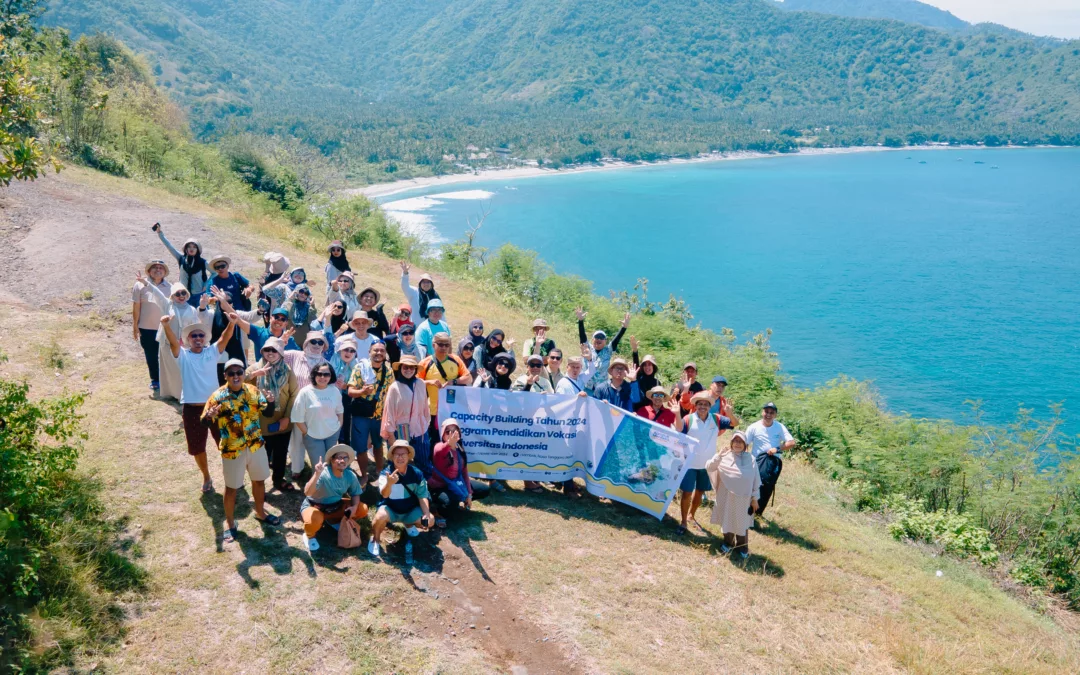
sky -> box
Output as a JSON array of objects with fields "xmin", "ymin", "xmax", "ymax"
[{"xmin": 922, "ymin": 0, "xmax": 1080, "ymax": 39}]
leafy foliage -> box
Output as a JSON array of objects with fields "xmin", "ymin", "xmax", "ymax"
[
  {"xmin": 0, "ymin": 30, "xmax": 56, "ymax": 186},
  {"xmin": 0, "ymin": 379, "xmax": 146, "ymax": 672},
  {"xmin": 776, "ymin": 0, "xmax": 969, "ymax": 32}
]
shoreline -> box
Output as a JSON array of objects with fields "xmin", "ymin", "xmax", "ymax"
[{"xmin": 353, "ymin": 144, "xmax": 1023, "ymax": 199}]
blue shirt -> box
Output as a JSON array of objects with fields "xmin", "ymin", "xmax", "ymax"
[
  {"xmin": 591, "ymin": 380, "xmax": 642, "ymax": 412},
  {"xmin": 247, "ymin": 325, "xmax": 299, "ymax": 356},
  {"xmin": 211, "ymin": 272, "xmax": 251, "ymax": 311}
]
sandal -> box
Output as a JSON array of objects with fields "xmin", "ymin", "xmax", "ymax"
[
  {"xmin": 223, "ymin": 528, "xmax": 237, "ymax": 543},
  {"xmin": 275, "ymin": 482, "xmax": 297, "ymax": 493},
  {"xmin": 256, "ymin": 514, "xmax": 281, "ymax": 526},
  {"xmin": 201, "ymin": 480, "xmax": 214, "ymax": 494},
  {"xmin": 675, "ymin": 525, "xmax": 688, "ymax": 536}
]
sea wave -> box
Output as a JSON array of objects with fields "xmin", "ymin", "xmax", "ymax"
[{"xmin": 382, "ymin": 189, "xmax": 496, "ymax": 245}]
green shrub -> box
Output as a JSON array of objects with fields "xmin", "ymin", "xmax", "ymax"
[
  {"xmin": 309, "ymin": 195, "xmax": 417, "ymax": 258},
  {"xmin": 0, "ymin": 379, "xmax": 146, "ymax": 672},
  {"xmin": 886, "ymin": 495, "xmax": 999, "ymax": 565}
]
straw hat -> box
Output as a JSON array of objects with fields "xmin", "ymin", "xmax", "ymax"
[
  {"xmin": 690, "ymin": 391, "xmax": 714, "ymax": 407},
  {"xmin": 389, "ymin": 439, "xmax": 415, "ymax": 462},
  {"xmin": 145, "ymin": 259, "xmax": 170, "ymax": 276},
  {"xmin": 327, "ymin": 240, "xmax": 346, "ymax": 252},
  {"xmin": 180, "ymin": 322, "xmax": 208, "ymax": 339},
  {"xmin": 532, "ymin": 318, "xmax": 549, "ymax": 330},
  {"xmin": 393, "ymin": 354, "xmax": 420, "ymax": 371},
  {"xmin": 350, "ymin": 309, "xmax": 373, "ymax": 325},
  {"xmin": 640, "ymin": 354, "xmax": 659, "ymax": 370},
  {"xmin": 645, "ymin": 385, "xmax": 669, "ymax": 402},
  {"xmin": 607, "ymin": 357, "xmax": 630, "ymax": 374},
  {"xmin": 208, "ymin": 254, "xmax": 231, "ymax": 269},
  {"xmin": 324, "ymin": 443, "xmax": 356, "ymax": 465}
]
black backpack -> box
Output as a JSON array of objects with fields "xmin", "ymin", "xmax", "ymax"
[{"xmin": 756, "ymin": 453, "xmax": 783, "ymax": 488}]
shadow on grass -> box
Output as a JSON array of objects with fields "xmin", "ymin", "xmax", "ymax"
[
  {"xmin": 755, "ymin": 518, "xmax": 823, "ymax": 552},
  {"xmin": 432, "ymin": 507, "xmax": 498, "ymax": 582},
  {"xmin": 234, "ymin": 525, "xmax": 317, "ymax": 588}
]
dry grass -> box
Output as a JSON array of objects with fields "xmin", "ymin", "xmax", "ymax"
[{"xmin": 2, "ymin": 170, "xmax": 1078, "ymax": 673}]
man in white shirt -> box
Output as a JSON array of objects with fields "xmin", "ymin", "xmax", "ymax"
[
  {"xmin": 161, "ymin": 314, "xmax": 236, "ymax": 493},
  {"xmin": 555, "ymin": 344, "xmax": 594, "ymax": 396},
  {"xmin": 744, "ymin": 401, "xmax": 795, "ymax": 516}
]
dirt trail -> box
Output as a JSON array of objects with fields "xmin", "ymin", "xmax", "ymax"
[{"xmin": 0, "ymin": 173, "xmax": 584, "ymax": 674}]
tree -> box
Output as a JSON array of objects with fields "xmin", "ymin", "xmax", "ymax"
[{"xmin": 0, "ymin": 32, "xmax": 56, "ymax": 187}]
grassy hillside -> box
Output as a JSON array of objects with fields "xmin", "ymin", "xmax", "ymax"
[
  {"xmin": 776, "ymin": 0, "xmax": 970, "ymax": 32},
  {"xmin": 43, "ymin": 0, "xmax": 1080, "ymax": 180},
  {"xmin": 2, "ymin": 166, "xmax": 1079, "ymax": 672}
]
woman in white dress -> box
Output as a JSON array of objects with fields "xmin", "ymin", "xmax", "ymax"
[
  {"xmin": 140, "ymin": 278, "xmax": 211, "ymax": 400},
  {"xmin": 706, "ymin": 430, "xmax": 761, "ymax": 559}
]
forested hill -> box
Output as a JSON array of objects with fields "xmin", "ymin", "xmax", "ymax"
[
  {"xmin": 44, "ymin": 0, "xmax": 1080, "ymax": 178},
  {"xmin": 775, "ymin": 0, "xmax": 969, "ymax": 32}
]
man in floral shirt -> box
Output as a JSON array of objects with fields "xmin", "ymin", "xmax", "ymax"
[
  {"xmin": 202, "ymin": 358, "xmax": 282, "ymax": 543},
  {"xmin": 347, "ymin": 341, "xmax": 393, "ymax": 477}
]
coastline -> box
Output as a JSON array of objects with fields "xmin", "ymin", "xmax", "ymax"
[{"xmin": 353, "ymin": 143, "xmax": 1006, "ymax": 199}]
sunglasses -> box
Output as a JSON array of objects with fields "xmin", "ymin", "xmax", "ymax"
[
  {"xmin": 491, "ymin": 338, "xmax": 503, "ymax": 345},
  {"xmin": 225, "ymin": 370, "xmax": 245, "ymax": 377},
  {"xmin": 174, "ymin": 292, "xmax": 190, "ymax": 299},
  {"xmin": 214, "ymin": 264, "xmax": 228, "ymax": 270},
  {"xmin": 308, "ymin": 339, "xmax": 326, "ymax": 346},
  {"xmin": 314, "ymin": 371, "xmax": 332, "ymax": 378},
  {"xmin": 188, "ymin": 332, "xmax": 206, "ymax": 339},
  {"xmin": 332, "ymin": 454, "xmax": 349, "ymax": 461},
  {"xmin": 548, "ymin": 355, "xmax": 562, "ymax": 361},
  {"xmin": 528, "ymin": 363, "xmax": 542, "ymax": 368},
  {"xmin": 340, "ymin": 348, "xmax": 356, "ymax": 353},
  {"xmin": 270, "ymin": 315, "xmax": 287, "ymax": 321},
  {"xmin": 651, "ymin": 393, "xmax": 666, "ymax": 399},
  {"xmin": 400, "ymin": 310, "xmax": 411, "ymax": 315},
  {"xmin": 462, "ymin": 346, "xmax": 474, "ymax": 352}
]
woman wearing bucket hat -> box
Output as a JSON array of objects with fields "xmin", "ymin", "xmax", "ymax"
[
  {"xmin": 630, "ymin": 336, "xmax": 662, "ymax": 394},
  {"xmin": 379, "ymin": 355, "xmax": 431, "ymax": 475},
  {"xmin": 370, "ymin": 439, "xmax": 434, "ymax": 558},
  {"xmin": 706, "ymin": 431, "xmax": 761, "ymax": 558},
  {"xmin": 429, "ymin": 418, "xmax": 490, "ymax": 528},
  {"xmin": 677, "ymin": 391, "xmax": 725, "ymax": 535},
  {"xmin": 245, "ymin": 337, "xmax": 298, "ymax": 492},
  {"xmin": 152, "ymin": 280, "xmax": 211, "ymax": 401},
  {"xmin": 473, "ymin": 351, "xmax": 516, "ymax": 390},
  {"xmin": 327, "ymin": 270, "xmax": 359, "ymax": 317},
  {"xmin": 208, "ymin": 254, "xmax": 252, "ymax": 312},
  {"xmin": 300, "ymin": 444, "xmax": 369, "ymax": 552},
  {"xmin": 324, "ymin": 241, "xmax": 351, "ymax": 303},
  {"xmin": 154, "ymin": 223, "xmax": 209, "ymax": 307},
  {"xmin": 400, "ymin": 261, "xmax": 441, "ymax": 320},
  {"xmin": 357, "ymin": 285, "xmax": 391, "ymax": 338},
  {"xmin": 132, "ymin": 260, "xmax": 172, "ymax": 394}
]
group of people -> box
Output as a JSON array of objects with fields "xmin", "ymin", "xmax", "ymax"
[{"xmin": 132, "ymin": 225, "xmax": 795, "ymax": 558}]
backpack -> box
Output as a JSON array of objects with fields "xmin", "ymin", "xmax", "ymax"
[{"xmin": 756, "ymin": 453, "xmax": 783, "ymax": 488}]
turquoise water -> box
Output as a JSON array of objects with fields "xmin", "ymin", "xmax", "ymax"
[{"xmin": 381, "ymin": 148, "xmax": 1080, "ymax": 430}]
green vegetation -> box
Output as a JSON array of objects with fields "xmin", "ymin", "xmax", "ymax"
[
  {"xmin": 0, "ymin": 1, "xmax": 57, "ymax": 186},
  {"xmin": 42, "ymin": 0, "xmax": 1080, "ymax": 181},
  {"xmin": 0, "ymin": 379, "xmax": 147, "ymax": 672},
  {"xmin": 776, "ymin": 0, "xmax": 970, "ymax": 32}
]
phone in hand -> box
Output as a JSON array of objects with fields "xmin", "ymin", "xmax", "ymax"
[{"xmin": 151, "ymin": 222, "xmax": 160, "ymax": 232}]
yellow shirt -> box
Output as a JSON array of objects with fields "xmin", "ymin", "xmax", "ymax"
[
  {"xmin": 418, "ymin": 354, "xmax": 466, "ymax": 415},
  {"xmin": 203, "ymin": 384, "xmax": 268, "ymax": 459}
]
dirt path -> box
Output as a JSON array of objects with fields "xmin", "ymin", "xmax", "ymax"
[{"xmin": 0, "ymin": 173, "xmax": 584, "ymax": 674}]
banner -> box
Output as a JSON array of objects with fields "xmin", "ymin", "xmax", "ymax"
[{"xmin": 438, "ymin": 387, "xmax": 697, "ymax": 519}]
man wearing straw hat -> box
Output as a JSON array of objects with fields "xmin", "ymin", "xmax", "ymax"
[
  {"xmin": 207, "ymin": 253, "xmax": 252, "ymax": 311},
  {"xmin": 369, "ymin": 439, "xmax": 435, "ymax": 558},
  {"xmin": 636, "ymin": 385, "xmax": 684, "ymax": 431},
  {"xmin": 300, "ymin": 444, "xmax": 369, "ymax": 552},
  {"xmin": 590, "ymin": 357, "xmax": 643, "ymax": 412}
]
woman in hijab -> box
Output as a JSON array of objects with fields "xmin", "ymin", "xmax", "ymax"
[
  {"xmin": 246, "ymin": 337, "xmax": 298, "ymax": 492},
  {"xmin": 155, "ymin": 223, "xmax": 209, "ymax": 307},
  {"xmin": 457, "ymin": 337, "xmax": 479, "ymax": 379},
  {"xmin": 400, "ymin": 261, "xmax": 441, "ymax": 319},
  {"xmin": 379, "ymin": 354, "xmax": 431, "ymax": 477},
  {"xmin": 474, "ymin": 329, "xmax": 516, "ymax": 378},
  {"xmin": 473, "ymin": 352, "xmax": 516, "ymax": 390},
  {"xmin": 389, "ymin": 303, "xmax": 413, "ymax": 334},
  {"xmin": 328, "ymin": 271, "xmax": 360, "ymax": 317},
  {"xmin": 324, "ymin": 240, "xmax": 351, "ymax": 303},
  {"xmin": 330, "ymin": 335, "xmax": 359, "ymax": 445},
  {"xmin": 467, "ymin": 320, "xmax": 485, "ymax": 348},
  {"xmin": 283, "ymin": 331, "xmax": 332, "ymax": 477},
  {"xmin": 262, "ymin": 267, "xmax": 307, "ymax": 310},
  {"xmin": 357, "ymin": 286, "xmax": 391, "ymax": 338},
  {"xmin": 706, "ymin": 430, "xmax": 761, "ymax": 559},
  {"xmin": 156, "ymin": 281, "xmax": 211, "ymax": 400},
  {"xmin": 284, "ymin": 283, "xmax": 315, "ymax": 346}
]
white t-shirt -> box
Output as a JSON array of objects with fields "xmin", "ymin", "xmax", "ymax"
[
  {"xmin": 291, "ymin": 385, "xmax": 344, "ymax": 440},
  {"xmin": 178, "ymin": 347, "xmax": 221, "ymax": 405},
  {"xmin": 684, "ymin": 412, "xmax": 720, "ymax": 470},
  {"xmin": 349, "ymin": 333, "xmax": 376, "ymax": 360},
  {"xmin": 744, "ymin": 420, "xmax": 794, "ymax": 460}
]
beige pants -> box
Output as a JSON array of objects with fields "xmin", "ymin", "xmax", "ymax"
[{"xmin": 302, "ymin": 500, "xmax": 369, "ymax": 537}]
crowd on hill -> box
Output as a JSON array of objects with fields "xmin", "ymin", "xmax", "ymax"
[{"xmin": 132, "ymin": 225, "xmax": 795, "ymax": 558}]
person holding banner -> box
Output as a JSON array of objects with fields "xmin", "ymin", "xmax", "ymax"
[
  {"xmin": 591, "ymin": 357, "xmax": 643, "ymax": 412},
  {"xmin": 429, "ymin": 418, "xmax": 490, "ymax": 527},
  {"xmin": 636, "ymin": 385, "xmax": 684, "ymax": 431},
  {"xmin": 474, "ymin": 352, "xmax": 516, "ymax": 390},
  {"xmin": 678, "ymin": 391, "xmax": 730, "ymax": 534},
  {"xmin": 380, "ymin": 355, "xmax": 431, "ymax": 479},
  {"xmin": 512, "ymin": 354, "xmax": 555, "ymax": 394},
  {"xmin": 706, "ymin": 431, "xmax": 761, "ymax": 558},
  {"xmin": 554, "ymin": 346, "xmax": 593, "ymax": 396},
  {"xmin": 369, "ymin": 440, "xmax": 435, "ymax": 558}
]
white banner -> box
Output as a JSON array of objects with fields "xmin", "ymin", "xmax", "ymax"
[{"xmin": 438, "ymin": 387, "xmax": 697, "ymax": 519}]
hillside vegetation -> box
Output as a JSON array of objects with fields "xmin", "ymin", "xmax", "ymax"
[
  {"xmin": 776, "ymin": 0, "xmax": 970, "ymax": 32},
  {"xmin": 44, "ymin": 0, "xmax": 1080, "ymax": 180}
]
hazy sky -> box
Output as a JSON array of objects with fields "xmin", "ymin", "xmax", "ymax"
[{"xmin": 923, "ymin": 0, "xmax": 1080, "ymax": 39}]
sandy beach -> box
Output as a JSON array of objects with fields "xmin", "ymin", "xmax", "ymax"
[{"xmin": 352, "ymin": 144, "xmax": 994, "ymax": 199}]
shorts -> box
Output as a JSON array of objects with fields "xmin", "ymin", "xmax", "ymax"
[
  {"xmin": 680, "ymin": 468, "xmax": 712, "ymax": 493},
  {"xmin": 377, "ymin": 505, "xmax": 424, "ymax": 525},
  {"xmin": 222, "ymin": 447, "xmax": 271, "ymax": 489},
  {"xmin": 182, "ymin": 404, "xmax": 220, "ymax": 456}
]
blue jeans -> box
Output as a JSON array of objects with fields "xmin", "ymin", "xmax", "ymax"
[
  {"xmin": 350, "ymin": 416, "xmax": 384, "ymax": 470},
  {"xmin": 302, "ymin": 433, "xmax": 338, "ymax": 469}
]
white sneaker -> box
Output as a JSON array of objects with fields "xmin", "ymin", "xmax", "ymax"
[
  {"xmin": 367, "ymin": 540, "xmax": 381, "ymax": 557},
  {"xmin": 406, "ymin": 526, "xmax": 420, "ymax": 537},
  {"xmin": 303, "ymin": 533, "xmax": 319, "ymax": 552}
]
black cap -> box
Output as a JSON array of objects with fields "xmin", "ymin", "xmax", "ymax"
[
  {"xmin": 712, "ymin": 376, "xmax": 728, "ymax": 385},
  {"xmin": 399, "ymin": 324, "xmax": 415, "ymax": 335},
  {"xmin": 762, "ymin": 401, "xmax": 778, "ymax": 411}
]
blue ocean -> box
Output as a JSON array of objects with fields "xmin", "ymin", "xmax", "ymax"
[{"xmin": 380, "ymin": 148, "xmax": 1080, "ymax": 431}]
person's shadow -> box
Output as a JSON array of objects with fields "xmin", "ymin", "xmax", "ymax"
[
  {"xmin": 234, "ymin": 525, "xmax": 317, "ymax": 588},
  {"xmin": 755, "ymin": 518, "xmax": 823, "ymax": 552}
]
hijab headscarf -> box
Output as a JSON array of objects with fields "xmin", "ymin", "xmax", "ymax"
[
  {"xmin": 490, "ymin": 353, "xmax": 515, "ymax": 390},
  {"xmin": 480, "ymin": 329, "xmax": 507, "ymax": 374},
  {"xmin": 417, "ymin": 274, "xmax": 440, "ymax": 319},
  {"xmin": 289, "ymin": 283, "xmax": 312, "ymax": 327},
  {"xmin": 180, "ymin": 239, "xmax": 207, "ymax": 287},
  {"xmin": 330, "ymin": 336, "xmax": 358, "ymax": 383},
  {"xmin": 636, "ymin": 355, "xmax": 661, "ymax": 394},
  {"xmin": 467, "ymin": 320, "xmax": 485, "ymax": 347},
  {"xmin": 303, "ymin": 333, "xmax": 327, "ymax": 368},
  {"xmin": 327, "ymin": 301, "xmax": 347, "ymax": 334},
  {"xmin": 328, "ymin": 246, "xmax": 351, "ymax": 274},
  {"xmin": 166, "ymin": 282, "xmax": 201, "ymax": 331},
  {"xmin": 258, "ymin": 338, "xmax": 291, "ymax": 398},
  {"xmin": 394, "ymin": 364, "xmax": 418, "ymax": 387},
  {"xmin": 457, "ymin": 337, "xmax": 478, "ymax": 377},
  {"xmin": 715, "ymin": 431, "xmax": 757, "ymax": 496}
]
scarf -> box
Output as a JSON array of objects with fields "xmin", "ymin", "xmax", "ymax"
[
  {"xmin": 168, "ymin": 298, "xmax": 200, "ymax": 332},
  {"xmin": 303, "ymin": 343, "xmax": 325, "ymax": 368},
  {"xmin": 715, "ymin": 449, "xmax": 757, "ymax": 497},
  {"xmin": 398, "ymin": 340, "xmax": 421, "ymax": 360},
  {"xmin": 290, "ymin": 283, "xmax": 312, "ymax": 326},
  {"xmin": 480, "ymin": 329, "xmax": 506, "ymax": 373},
  {"xmin": 636, "ymin": 363, "xmax": 660, "ymax": 394},
  {"xmin": 328, "ymin": 252, "xmax": 351, "ymax": 273},
  {"xmin": 467, "ymin": 320, "xmax": 485, "ymax": 347},
  {"xmin": 394, "ymin": 369, "xmax": 417, "ymax": 387},
  {"xmin": 257, "ymin": 356, "xmax": 290, "ymax": 398},
  {"xmin": 286, "ymin": 268, "xmax": 307, "ymax": 292},
  {"xmin": 457, "ymin": 337, "xmax": 478, "ymax": 376},
  {"xmin": 180, "ymin": 240, "xmax": 207, "ymax": 283},
  {"xmin": 418, "ymin": 285, "xmax": 440, "ymax": 319}
]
